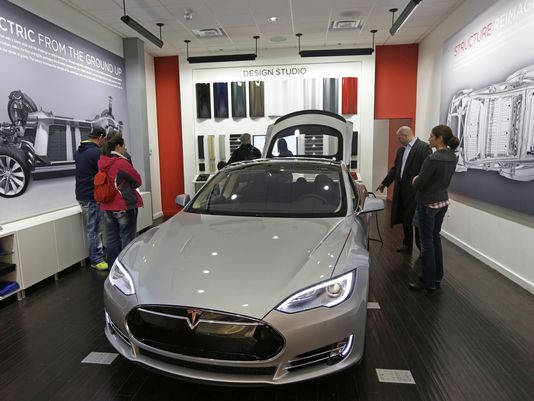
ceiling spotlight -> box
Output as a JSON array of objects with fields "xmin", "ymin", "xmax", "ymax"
[
  {"xmin": 268, "ymin": 16, "xmax": 279, "ymax": 22},
  {"xmin": 184, "ymin": 8, "xmax": 194, "ymax": 20}
]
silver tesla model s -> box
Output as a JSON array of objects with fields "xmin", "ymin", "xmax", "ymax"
[{"xmin": 104, "ymin": 111, "xmax": 384, "ymax": 384}]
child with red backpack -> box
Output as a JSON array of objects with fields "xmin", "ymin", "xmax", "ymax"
[{"xmin": 98, "ymin": 134, "xmax": 143, "ymax": 265}]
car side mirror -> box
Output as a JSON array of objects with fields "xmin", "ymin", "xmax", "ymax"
[
  {"xmin": 175, "ymin": 194, "xmax": 191, "ymax": 207},
  {"xmin": 358, "ymin": 196, "xmax": 385, "ymax": 215}
]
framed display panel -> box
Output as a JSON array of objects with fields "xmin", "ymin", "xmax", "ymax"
[{"xmin": 253, "ymin": 135, "xmax": 266, "ymax": 153}]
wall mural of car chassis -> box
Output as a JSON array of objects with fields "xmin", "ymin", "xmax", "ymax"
[
  {"xmin": 0, "ymin": 90, "xmax": 123, "ymax": 198},
  {"xmin": 447, "ymin": 65, "xmax": 534, "ymax": 182}
]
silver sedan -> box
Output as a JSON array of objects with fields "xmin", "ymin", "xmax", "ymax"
[{"xmin": 104, "ymin": 157, "xmax": 383, "ymax": 385}]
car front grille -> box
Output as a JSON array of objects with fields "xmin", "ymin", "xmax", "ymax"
[
  {"xmin": 126, "ymin": 306, "xmax": 285, "ymax": 361},
  {"xmin": 139, "ymin": 348, "xmax": 277, "ymax": 376}
]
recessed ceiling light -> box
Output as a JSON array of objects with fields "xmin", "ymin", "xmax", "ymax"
[
  {"xmin": 268, "ymin": 16, "xmax": 279, "ymax": 22},
  {"xmin": 270, "ymin": 35, "xmax": 286, "ymax": 42}
]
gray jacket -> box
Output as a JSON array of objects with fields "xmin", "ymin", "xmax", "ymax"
[{"xmin": 413, "ymin": 149, "xmax": 458, "ymax": 205}]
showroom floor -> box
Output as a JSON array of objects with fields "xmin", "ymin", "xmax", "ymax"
[{"xmin": 1, "ymin": 210, "xmax": 533, "ymax": 401}]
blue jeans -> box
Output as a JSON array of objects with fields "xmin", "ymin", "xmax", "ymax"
[
  {"xmin": 79, "ymin": 201, "xmax": 105, "ymax": 265},
  {"xmin": 104, "ymin": 209, "xmax": 138, "ymax": 265},
  {"xmin": 418, "ymin": 204, "xmax": 447, "ymax": 289}
]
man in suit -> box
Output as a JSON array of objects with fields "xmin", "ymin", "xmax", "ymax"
[{"xmin": 377, "ymin": 126, "xmax": 431, "ymax": 252}]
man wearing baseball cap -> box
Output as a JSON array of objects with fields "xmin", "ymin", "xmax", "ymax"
[{"xmin": 74, "ymin": 127, "xmax": 108, "ymax": 270}]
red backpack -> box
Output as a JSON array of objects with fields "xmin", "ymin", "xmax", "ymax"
[{"xmin": 94, "ymin": 169, "xmax": 117, "ymax": 203}]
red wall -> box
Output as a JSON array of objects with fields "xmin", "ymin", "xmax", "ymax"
[
  {"xmin": 375, "ymin": 44, "xmax": 419, "ymax": 121},
  {"xmin": 374, "ymin": 45, "xmax": 419, "ymax": 201},
  {"xmin": 154, "ymin": 56, "xmax": 184, "ymax": 217}
]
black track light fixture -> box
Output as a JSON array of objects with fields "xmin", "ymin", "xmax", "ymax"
[
  {"xmin": 389, "ymin": 0, "xmax": 423, "ymax": 36},
  {"xmin": 185, "ymin": 36, "xmax": 259, "ymax": 63},
  {"xmin": 121, "ymin": 0, "xmax": 164, "ymax": 48},
  {"xmin": 296, "ymin": 33, "xmax": 374, "ymax": 57}
]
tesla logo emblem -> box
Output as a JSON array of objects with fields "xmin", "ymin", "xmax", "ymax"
[{"xmin": 186, "ymin": 309, "xmax": 203, "ymax": 329}]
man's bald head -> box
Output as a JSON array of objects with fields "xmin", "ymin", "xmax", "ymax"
[{"xmin": 396, "ymin": 126, "xmax": 415, "ymax": 146}]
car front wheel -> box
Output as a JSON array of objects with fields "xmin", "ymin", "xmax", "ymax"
[{"xmin": 0, "ymin": 147, "xmax": 30, "ymax": 197}]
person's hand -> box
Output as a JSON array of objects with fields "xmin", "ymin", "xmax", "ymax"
[
  {"xmin": 412, "ymin": 175, "xmax": 418, "ymax": 185},
  {"xmin": 376, "ymin": 184, "xmax": 385, "ymax": 193}
]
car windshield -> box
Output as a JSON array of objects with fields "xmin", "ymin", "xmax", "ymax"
[{"xmin": 187, "ymin": 162, "xmax": 346, "ymax": 217}]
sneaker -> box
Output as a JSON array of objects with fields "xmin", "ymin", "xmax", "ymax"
[{"xmin": 91, "ymin": 261, "xmax": 109, "ymax": 270}]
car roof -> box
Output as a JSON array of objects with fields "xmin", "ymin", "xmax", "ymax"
[{"xmin": 222, "ymin": 157, "xmax": 343, "ymax": 171}]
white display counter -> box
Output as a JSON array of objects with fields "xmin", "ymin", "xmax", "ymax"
[{"xmin": 0, "ymin": 192, "xmax": 153, "ymax": 301}]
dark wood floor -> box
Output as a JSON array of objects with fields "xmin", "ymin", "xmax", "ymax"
[{"xmin": 1, "ymin": 208, "xmax": 534, "ymax": 401}]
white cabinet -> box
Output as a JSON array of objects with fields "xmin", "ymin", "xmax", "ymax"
[
  {"xmin": 0, "ymin": 191, "xmax": 153, "ymax": 300},
  {"xmin": 55, "ymin": 213, "xmax": 87, "ymax": 272},
  {"xmin": 17, "ymin": 222, "xmax": 58, "ymax": 288}
]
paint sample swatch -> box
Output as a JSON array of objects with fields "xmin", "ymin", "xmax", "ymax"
[
  {"xmin": 208, "ymin": 135, "xmax": 216, "ymax": 172},
  {"xmin": 304, "ymin": 78, "xmax": 321, "ymax": 109},
  {"xmin": 342, "ymin": 77, "xmax": 358, "ymax": 114},
  {"xmin": 265, "ymin": 80, "xmax": 288, "ymax": 116},
  {"xmin": 231, "ymin": 81, "xmax": 247, "ymax": 117},
  {"xmin": 218, "ymin": 134, "xmax": 226, "ymax": 160},
  {"xmin": 213, "ymin": 82, "xmax": 229, "ymax": 118},
  {"xmin": 249, "ymin": 81, "xmax": 264, "ymax": 117},
  {"xmin": 323, "ymin": 78, "xmax": 339, "ymax": 113},
  {"xmin": 196, "ymin": 83, "xmax": 211, "ymax": 118}
]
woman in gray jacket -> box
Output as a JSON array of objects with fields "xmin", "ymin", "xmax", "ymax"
[{"xmin": 410, "ymin": 125, "xmax": 460, "ymax": 291}]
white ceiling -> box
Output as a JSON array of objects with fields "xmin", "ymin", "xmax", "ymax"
[{"xmin": 61, "ymin": 0, "xmax": 464, "ymax": 56}]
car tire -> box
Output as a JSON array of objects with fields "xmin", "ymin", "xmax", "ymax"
[{"xmin": 0, "ymin": 147, "xmax": 31, "ymax": 197}]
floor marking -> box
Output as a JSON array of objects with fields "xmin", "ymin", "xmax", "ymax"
[
  {"xmin": 376, "ymin": 369, "xmax": 416, "ymax": 384},
  {"xmin": 367, "ymin": 302, "xmax": 381, "ymax": 309},
  {"xmin": 81, "ymin": 352, "xmax": 118, "ymax": 365}
]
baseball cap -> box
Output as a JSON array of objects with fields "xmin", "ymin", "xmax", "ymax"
[{"xmin": 88, "ymin": 127, "xmax": 106, "ymax": 138}]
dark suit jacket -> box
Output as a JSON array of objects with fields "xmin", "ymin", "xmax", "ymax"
[{"xmin": 382, "ymin": 138, "xmax": 432, "ymax": 226}]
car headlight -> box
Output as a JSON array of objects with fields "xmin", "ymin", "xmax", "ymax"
[
  {"xmin": 276, "ymin": 271, "xmax": 354, "ymax": 313},
  {"xmin": 109, "ymin": 259, "xmax": 135, "ymax": 296}
]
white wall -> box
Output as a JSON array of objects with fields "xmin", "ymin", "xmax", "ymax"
[
  {"xmin": 9, "ymin": 0, "xmax": 123, "ymax": 57},
  {"xmin": 416, "ymin": 0, "xmax": 534, "ymax": 294},
  {"xmin": 144, "ymin": 52, "xmax": 162, "ymax": 219},
  {"xmin": 179, "ymin": 48, "xmax": 376, "ymax": 195},
  {"xmin": 372, "ymin": 120, "xmax": 389, "ymax": 194}
]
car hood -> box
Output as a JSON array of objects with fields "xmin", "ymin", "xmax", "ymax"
[{"xmin": 121, "ymin": 212, "xmax": 351, "ymax": 319}]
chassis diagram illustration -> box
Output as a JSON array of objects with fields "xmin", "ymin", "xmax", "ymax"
[
  {"xmin": 0, "ymin": 91, "xmax": 122, "ymax": 197},
  {"xmin": 447, "ymin": 65, "xmax": 534, "ymax": 181}
]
